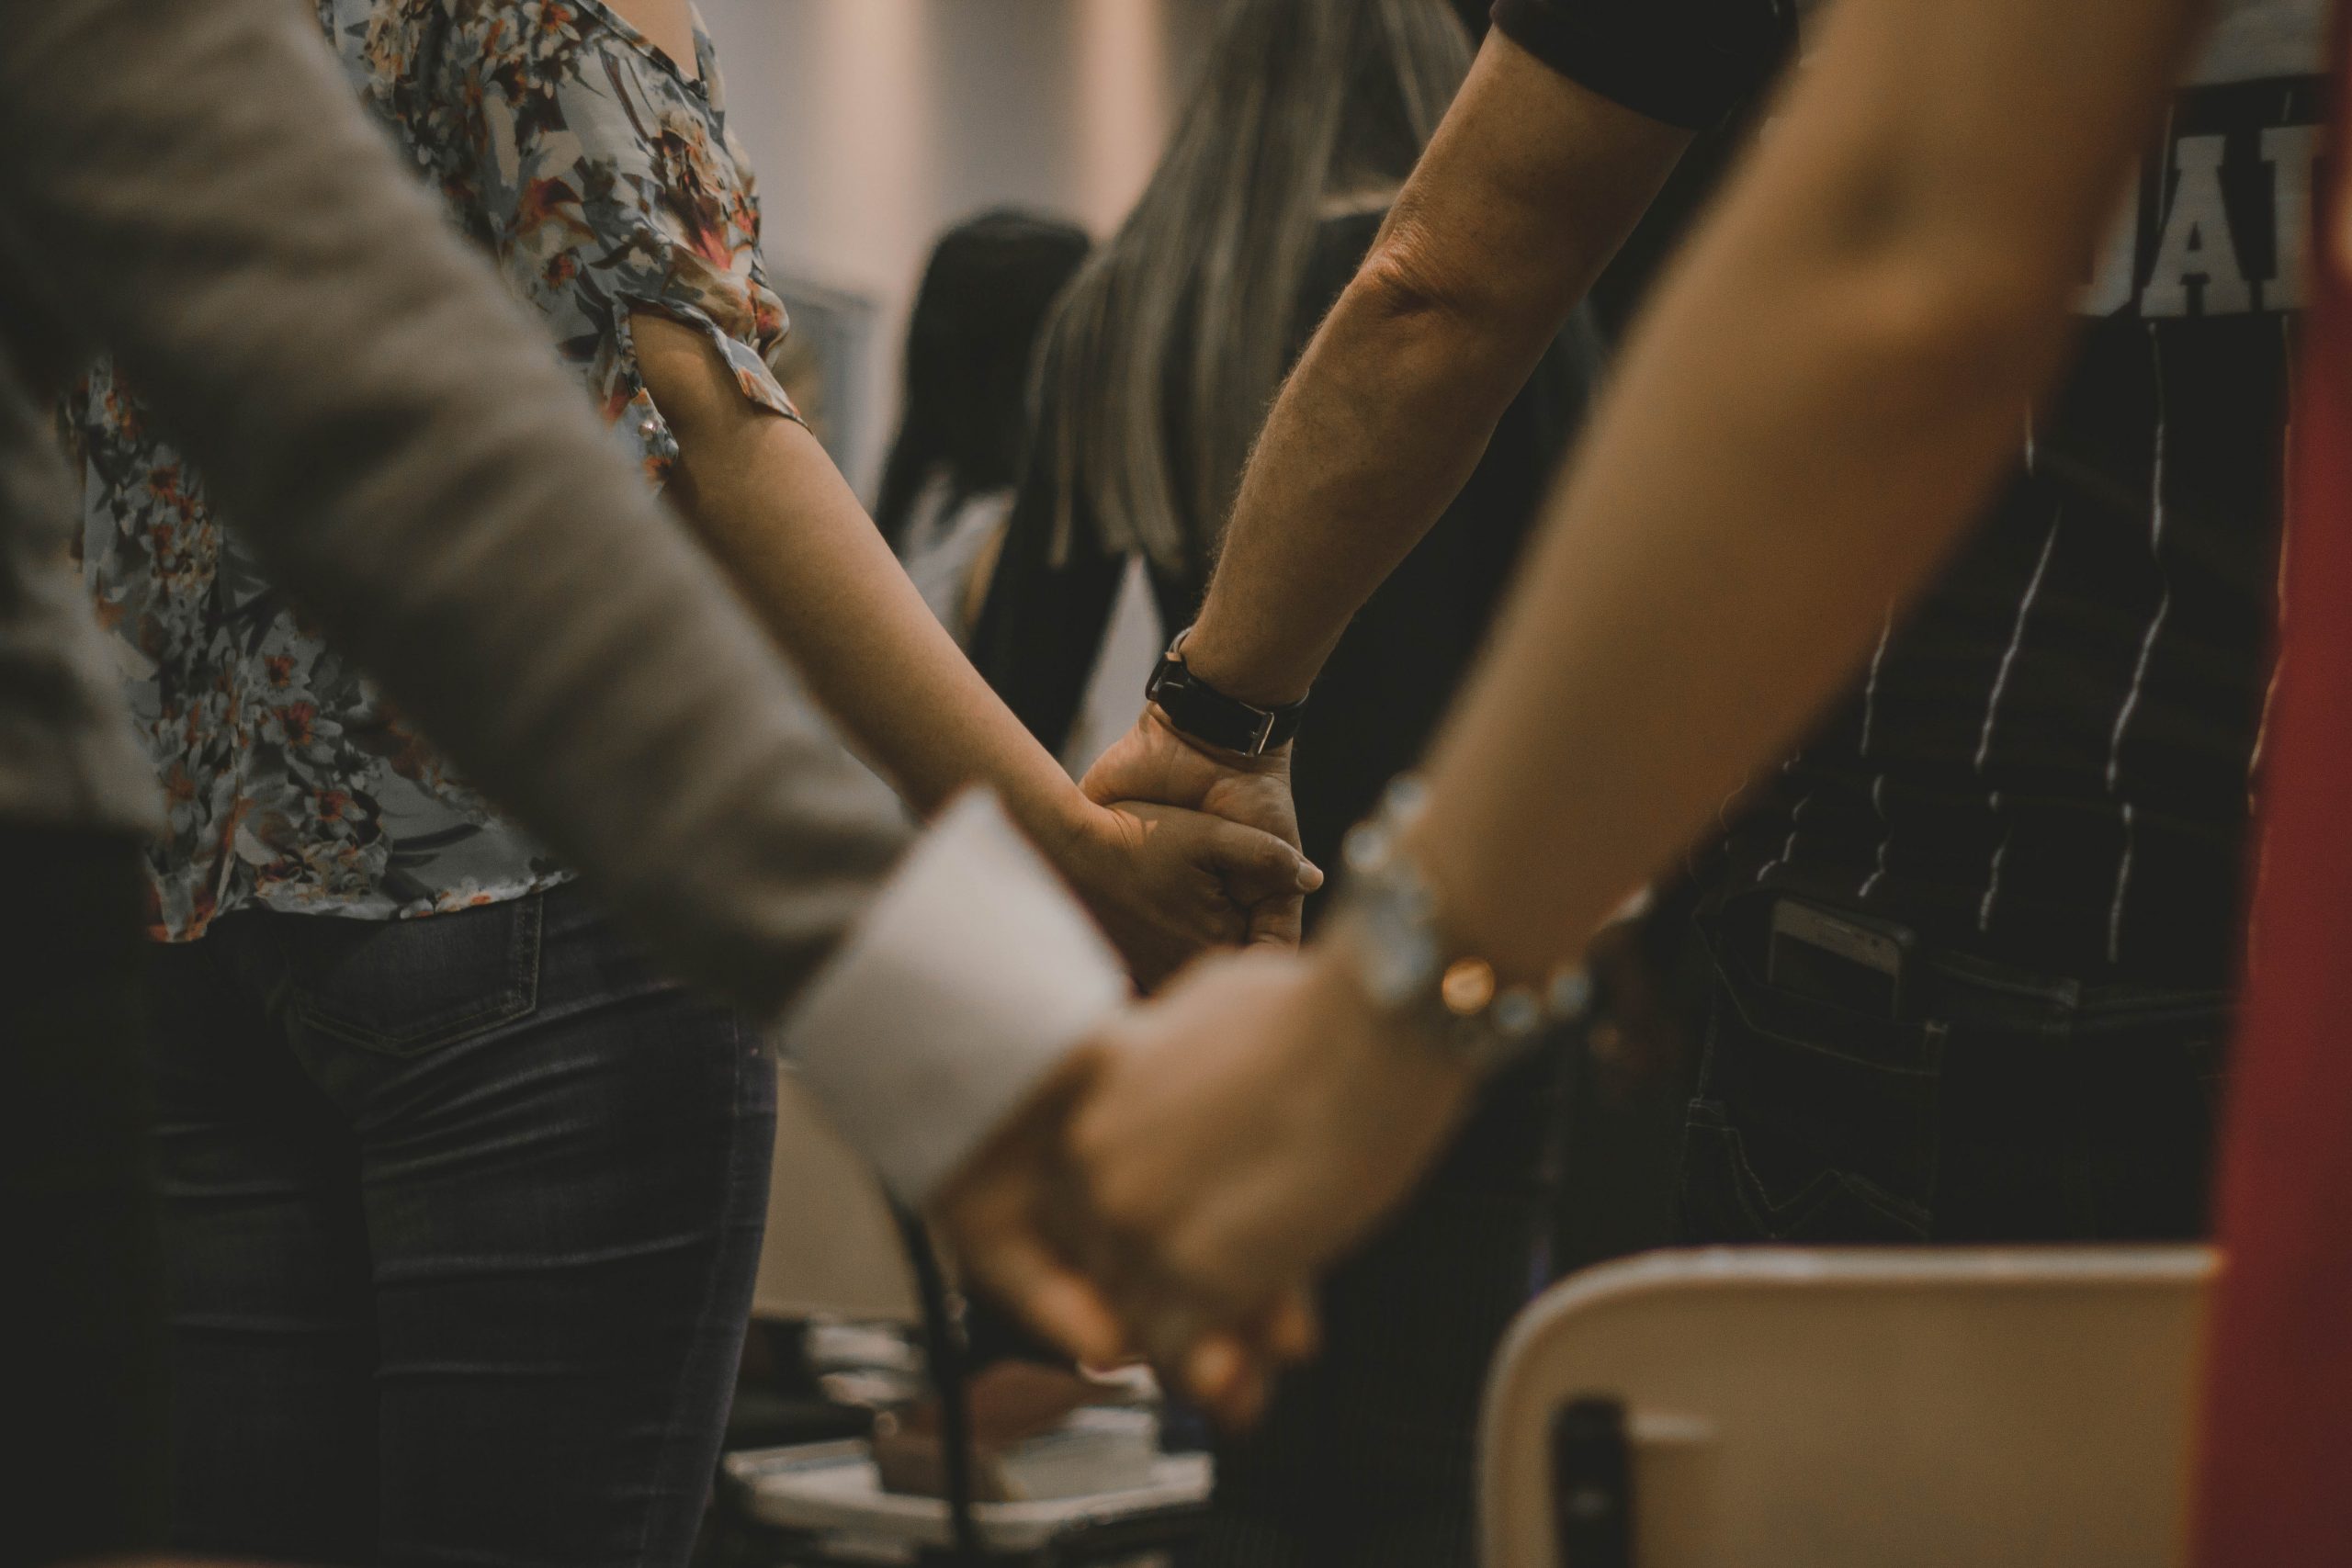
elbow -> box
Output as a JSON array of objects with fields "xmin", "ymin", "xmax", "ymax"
[
  {"xmin": 628, "ymin": 307, "xmax": 741, "ymax": 447},
  {"xmin": 1823, "ymin": 239, "xmax": 2076, "ymax": 410},
  {"xmin": 1349, "ymin": 215, "xmax": 1533, "ymax": 363},
  {"xmin": 1352, "ymin": 225, "xmax": 1469, "ymax": 330},
  {"xmin": 1332, "ymin": 214, "xmax": 1579, "ymax": 449},
  {"xmin": 1802, "ymin": 146, "xmax": 2088, "ymax": 404}
]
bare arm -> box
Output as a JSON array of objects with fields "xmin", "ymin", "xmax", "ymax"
[
  {"xmin": 633, "ymin": 315, "xmax": 1315, "ymax": 982},
  {"xmin": 639, "ymin": 318, "xmax": 1091, "ymax": 827},
  {"xmin": 606, "ymin": 0, "xmax": 699, "ymax": 76},
  {"xmin": 1407, "ymin": 0, "xmax": 2209, "ymax": 982},
  {"xmin": 1182, "ymin": 31, "xmax": 1690, "ymax": 707},
  {"xmin": 1077, "ymin": 32, "xmax": 1688, "ymax": 851}
]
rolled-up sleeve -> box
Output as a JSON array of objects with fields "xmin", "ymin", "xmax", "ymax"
[
  {"xmin": 779, "ymin": 791, "xmax": 1128, "ymax": 1204},
  {"xmin": 447, "ymin": 24, "xmax": 808, "ymax": 481},
  {"xmin": 1490, "ymin": 0, "xmax": 1794, "ymax": 130}
]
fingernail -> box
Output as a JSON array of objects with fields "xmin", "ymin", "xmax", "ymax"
[{"xmin": 1297, "ymin": 860, "xmax": 1325, "ymax": 893}]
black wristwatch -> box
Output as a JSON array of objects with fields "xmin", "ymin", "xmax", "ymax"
[{"xmin": 1144, "ymin": 627, "xmax": 1307, "ymax": 758}]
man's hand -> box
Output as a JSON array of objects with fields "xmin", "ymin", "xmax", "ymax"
[
  {"xmin": 932, "ymin": 1038, "xmax": 1321, "ymax": 1428},
  {"xmin": 1039, "ymin": 797, "xmax": 1320, "ymax": 989},
  {"xmin": 1080, "ymin": 706, "xmax": 1314, "ymax": 947},
  {"xmin": 1059, "ymin": 946, "xmax": 1479, "ymax": 1405},
  {"xmin": 933, "ymin": 942, "xmax": 1469, "ymax": 1429},
  {"xmin": 933, "ymin": 1048, "xmax": 1132, "ymax": 1370}
]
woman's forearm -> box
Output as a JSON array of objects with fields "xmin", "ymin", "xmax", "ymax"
[
  {"xmin": 1395, "ymin": 0, "xmax": 2212, "ymax": 987},
  {"xmin": 638, "ymin": 313, "xmax": 1335, "ymax": 985},
  {"xmin": 636, "ymin": 315, "xmax": 1087, "ymax": 845}
]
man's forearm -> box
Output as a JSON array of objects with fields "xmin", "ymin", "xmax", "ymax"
[
  {"xmin": 1181, "ymin": 250, "xmax": 1555, "ymax": 708},
  {"xmin": 1183, "ymin": 34, "xmax": 1690, "ymax": 708},
  {"xmin": 1393, "ymin": 0, "xmax": 2212, "ymax": 987}
]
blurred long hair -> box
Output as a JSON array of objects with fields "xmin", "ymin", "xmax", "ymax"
[
  {"xmin": 875, "ymin": 209, "xmax": 1091, "ymax": 552},
  {"xmin": 1036, "ymin": 0, "xmax": 1475, "ymax": 582}
]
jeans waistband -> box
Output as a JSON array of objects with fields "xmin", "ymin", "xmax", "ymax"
[{"xmin": 1714, "ymin": 889, "xmax": 2233, "ymax": 1032}]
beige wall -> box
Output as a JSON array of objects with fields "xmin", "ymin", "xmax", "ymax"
[{"xmin": 696, "ymin": 0, "xmax": 1214, "ymax": 492}]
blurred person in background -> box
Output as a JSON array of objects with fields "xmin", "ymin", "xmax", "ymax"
[
  {"xmin": 876, "ymin": 209, "xmax": 1091, "ymax": 649},
  {"xmin": 59, "ymin": 2, "xmax": 1310, "ymax": 1564},
  {"xmin": 969, "ymin": 1, "xmax": 1596, "ymax": 1560}
]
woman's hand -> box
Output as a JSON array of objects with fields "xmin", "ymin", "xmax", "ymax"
[
  {"xmin": 1036, "ymin": 796, "xmax": 1322, "ymax": 988},
  {"xmin": 932, "ymin": 1030, "xmax": 1323, "ymax": 1430},
  {"xmin": 1055, "ymin": 946, "xmax": 1474, "ymax": 1419},
  {"xmin": 1079, "ymin": 706, "xmax": 1312, "ymax": 948}
]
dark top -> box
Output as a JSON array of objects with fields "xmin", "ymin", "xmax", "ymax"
[
  {"xmin": 1498, "ymin": 0, "xmax": 2319, "ymax": 984},
  {"xmin": 1490, "ymin": 0, "xmax": 1792, "ymax": 130},
  {"xmin": 973, "ymin": 209, "xmax": 1596, "ymax": 891}
]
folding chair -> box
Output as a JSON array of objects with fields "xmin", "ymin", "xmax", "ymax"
[
  {"xmin": 1479, "ymin": 1247, "xmax": 2213, "ymax": 1568},
  {"xmin": 754, "ymin": 1066, "xmax": 921, "ymax": 1327}
]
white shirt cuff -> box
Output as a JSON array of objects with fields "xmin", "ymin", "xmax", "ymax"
[{"xmin": 774, "ymin": 788, "xmax": 1128, "ymax": 1207}]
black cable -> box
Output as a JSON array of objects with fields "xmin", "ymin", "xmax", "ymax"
[{"xmin": 892, "ymin": 1202, "xmax": 985, "ymax": 1564}]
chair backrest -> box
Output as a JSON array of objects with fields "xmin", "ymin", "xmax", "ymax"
[
  {"xmin": 1479, "ymin": 1247, "xmax": 2214, "ymax": 1568},
  {"xmin": 752, "ymin": 1065, "xmax": 920, "ymax": 1325}
]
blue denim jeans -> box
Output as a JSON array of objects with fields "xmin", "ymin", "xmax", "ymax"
[
  {"xmin": 1679, "ymin": 895, "xmax": 2230, "ymax": 1245},
  {"xmin": 145, "ymin": 884, "xmax": 776, "ymax": 1568}
]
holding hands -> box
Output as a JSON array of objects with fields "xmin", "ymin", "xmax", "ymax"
[
  {"xmin": 938, "ymin": 928, "xmax": 1480, "ymax": 1427},
  {"xmin": 942, "ymin": 694, "xmax": 1493, "ymax": 1425},
  {"xmin": 939, "ymin": 727, "xmax": 1593, "ymax": 1424},
  {"xmin": 1043, "ymin": 792, "xmax": 1319, "ymax": 988},
  {"xmin": 1080, "ymin": 705, "xmax": 1312, "ymax": 948},
  {"xmin": 937, "ymin": 701, "xmax": 1401, "ymax": 1422}
]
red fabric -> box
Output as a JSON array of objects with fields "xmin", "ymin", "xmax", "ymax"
[{"xmin": 2189, "ymin": 17, "xmax": 2352, "ymax": 1563}]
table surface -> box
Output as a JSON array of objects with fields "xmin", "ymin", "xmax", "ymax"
[{"xmin": 724, "ymin": 1441, "xmax": 1213, "ymax": 1554}]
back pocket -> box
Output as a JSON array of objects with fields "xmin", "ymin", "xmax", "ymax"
[
  {"xmin": 1678, "ymin": 937, "xmax": 1947, "ymax": 1244},
  {"xmin": 275, "ymin": 897, "xmax": 542, "ymax": 1057}
]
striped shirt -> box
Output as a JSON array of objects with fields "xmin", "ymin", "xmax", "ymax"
[
  {"xmin": 1498, "ymin": 0, "xmax": 2321, "ymax": 983},
  {"xmin": 1737, "ymin": 19, "xmax": 2317, "ymax": 984}
]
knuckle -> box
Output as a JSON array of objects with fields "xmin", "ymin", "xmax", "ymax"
[
  {"xmin": 1075, "ymin": 1135, "xmax": 1162, "ymax": 1243},
  {"xmin": 1092, "ymin": 1170, "xmax": 1163, "ymax": 1246}
]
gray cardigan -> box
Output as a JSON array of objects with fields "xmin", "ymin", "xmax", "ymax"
[{"xmin": 0, "ymin": 0, "xmax": 1117, "ymax": 1201}]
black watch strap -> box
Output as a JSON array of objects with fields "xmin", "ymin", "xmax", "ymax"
[{"xmin": 1144, "ymin": 631, "xmax": 1306, "ymax": 758}]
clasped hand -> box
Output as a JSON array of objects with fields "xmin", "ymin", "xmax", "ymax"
[
  {"xmin": 938, "ymin": 708, "xmax": 1478, "ymax": 1427},
  {"xmin": 1025, "ymin": 705, "xmax": 1318, "ymax": 988},
  {"xmin": 1081, "ymin": 704, "xmax": 1310, "ymax": 947},
  {"xmin": 936, "ymin": 944, "xmax": 1477, "ymax": 1427}
]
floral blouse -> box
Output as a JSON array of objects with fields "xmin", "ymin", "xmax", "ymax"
[{"xmin": 67, "ymin": 0, "xmax": 803, "ymax": 941}]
